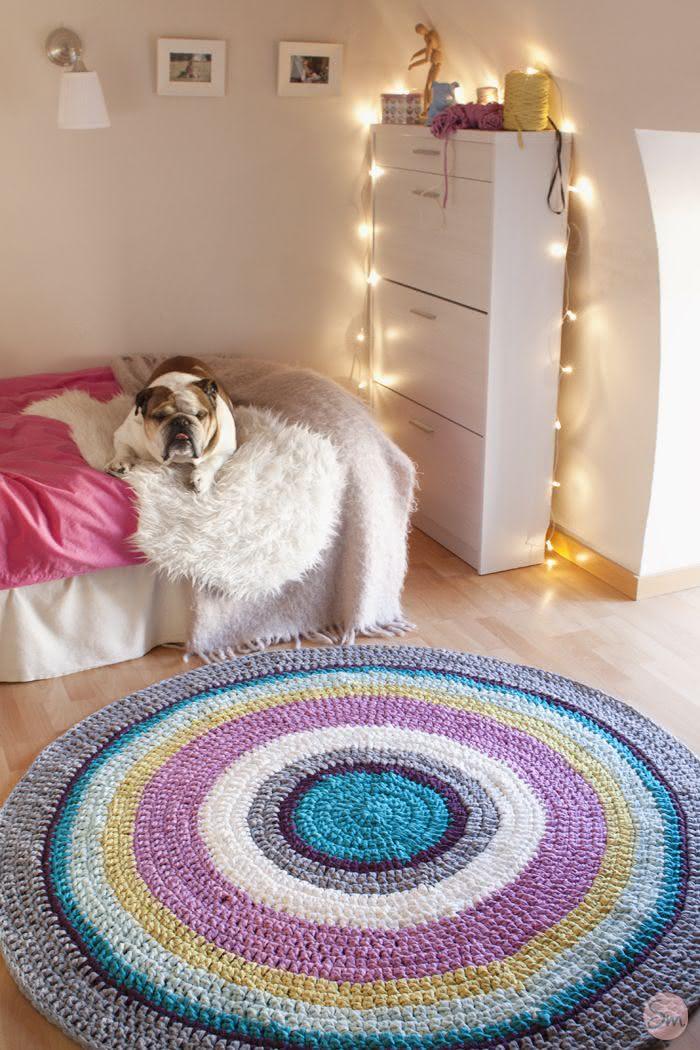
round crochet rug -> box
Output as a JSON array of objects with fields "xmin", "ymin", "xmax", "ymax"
[{"xmin": 0, "ymin": 646, "xmax": 698, "ymax": 1050}]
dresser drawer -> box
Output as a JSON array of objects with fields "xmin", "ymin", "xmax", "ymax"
[
  {"xmin": 373, "ymin": 281, "xmax": 488, "ymax": 434},
  {"xmin": 373, "ymin": 384, "xmax": 483, "ymax": 558},
  {"xmin": 374, "ymin": 169, "xmax": 493, "ymax": 311},
  {"xmin": 374, "ymin": 127, "xmax": 493, "ymax": 182}
]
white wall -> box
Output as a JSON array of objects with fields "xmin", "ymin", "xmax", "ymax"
[
  {"xmin": 369, "ymin": 0, "xmax": 700, "ymax": 576},
  {"xmin": 637, "ymin": 130, "xmax": 700, "ymax": 576},
  {"xmin": 1, "ymin": 0, "xmax": 400, "ymax": 380}
]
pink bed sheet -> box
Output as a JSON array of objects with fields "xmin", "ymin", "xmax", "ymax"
[{"xmin": 0, "ymin": 367, "xmax": 142, "ymax": 591}]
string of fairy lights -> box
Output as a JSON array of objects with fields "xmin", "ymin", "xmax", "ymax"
[
  {"xmin": 545, "ymin": 168, "xmax": 589, "ymax": 566},
  {"xmin": 353, "ymin": 97, "xmax": 590, "ymax": 566}
]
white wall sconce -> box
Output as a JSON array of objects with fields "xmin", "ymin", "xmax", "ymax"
[{"xmin": 46, "ymin": 27, "xmax": 110, "ymax": 130}]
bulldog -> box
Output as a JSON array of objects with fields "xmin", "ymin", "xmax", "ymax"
[{"xmin": 106, "ymin": 356, "xmax": 237, "ymax": 494}]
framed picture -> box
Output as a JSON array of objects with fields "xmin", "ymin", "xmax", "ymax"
[
  {"xmin": 157, "ymin": 38, "xmax": 226, "ymax": 96},
  {"xmin": 277, "ymin": 42, "xmax": 343, "ymax": 97}
]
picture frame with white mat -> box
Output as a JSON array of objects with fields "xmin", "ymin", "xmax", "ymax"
[
  {"xmin": 157, "ymin": 37, "xmax": 226, "ymax": 96},
  {"xmin": 277, "ymin": 42, "xmax": 343, "ymax": 96}
]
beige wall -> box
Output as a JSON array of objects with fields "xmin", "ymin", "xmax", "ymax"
[
  {"xmin": 1, "ymin": 0, "xmax": 400, "ymax": 381},
  {"xmin": 5, "ymin": 0, "xmax": 699, "ymax": 576},
  {"xmin": 370, "ymin": 0, "xmax": 700, "ymax": 575}
]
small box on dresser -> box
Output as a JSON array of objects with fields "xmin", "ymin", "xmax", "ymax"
[{"xmin": 370, "ymin": 124, "xmax": 571, "ymax": 574}]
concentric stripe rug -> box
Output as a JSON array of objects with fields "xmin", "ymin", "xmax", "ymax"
[{"xmin": 0, "ymin": 645, "xmax": 698, "ymax": 1049}]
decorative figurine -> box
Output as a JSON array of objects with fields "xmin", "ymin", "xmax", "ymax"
[
  {"xmin": 408, "ymin": 23, "xmax": 442, "ymax": 119},
  {"xmin": 427, "ymin": 81, "xmax": 459, "ymax": 125}
]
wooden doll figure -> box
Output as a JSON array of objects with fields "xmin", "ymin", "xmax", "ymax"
[{"xmin": 408, "ymin": 24, "xmax": 443, "ymax": 118}]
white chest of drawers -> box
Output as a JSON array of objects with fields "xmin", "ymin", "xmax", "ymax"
[{"xmin": 370, "ymin": 124, "xmax": 570, "ymax": 574}]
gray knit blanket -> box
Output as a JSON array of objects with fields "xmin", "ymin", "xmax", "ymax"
[{"xmin": 112, "ymin": 355, "xmax": 416, "ymax": 660}]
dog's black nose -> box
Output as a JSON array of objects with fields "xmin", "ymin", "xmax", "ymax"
[
  {"xmin": 170, "ymin": 415, "xmax": 191, "ymax": 428},
  {"xmin": 168, "ymin": 416, "xmax": 193, "ymax": 437}
]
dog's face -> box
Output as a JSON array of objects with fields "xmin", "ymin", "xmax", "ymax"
[{"xmin": 135, "ymin": 378, "xmax": 220, "ymax": 462}]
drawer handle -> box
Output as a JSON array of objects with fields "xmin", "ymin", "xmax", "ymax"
[
  {"xmin": 409, "ymin": 307, "xmax": 437, "ymax": 321},
  {"xmin": 421, "ymin": 189, "xmax": 441, "ymax": 199},
  {"xmin": 409, "ymin": 418, "xmax": 435, "ymax": 434},
  {"xmin": 413, "ymin": 148, "xmax": 441, "ymax": 155}
]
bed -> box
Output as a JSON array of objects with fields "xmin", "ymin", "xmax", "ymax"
[{"xmin": 0, "ymin": 367, "xmax": 188, "ymax": 682}]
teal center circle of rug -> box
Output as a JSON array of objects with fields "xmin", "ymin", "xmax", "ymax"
[
  {"xmin": 0, "ymin": 645, "xmax": 698, "ymax": 1050},
  {"xmin": 292, "ymin": 769, "xmax": 451, "ymax": 862}
]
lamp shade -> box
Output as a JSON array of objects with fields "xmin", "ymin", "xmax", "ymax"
[{"xmin": 58, "ymin": 70, "xmax": 110, "ymax": 129}]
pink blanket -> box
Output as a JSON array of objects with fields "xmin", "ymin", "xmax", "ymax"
[{"xmin": 0, "ymin": 367, "xmax": 141, "ymax": 590}]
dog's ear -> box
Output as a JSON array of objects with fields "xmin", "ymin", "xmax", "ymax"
[
  {"xmin": 194, "ymin": 377, "xmax": 218, "ymax": 405},
  {"xmin": 134, "ymin": 388, "xmax": 152, "ymax": 416}
]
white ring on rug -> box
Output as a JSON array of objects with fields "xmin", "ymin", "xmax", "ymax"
[{"xmin": 199, "ymin": 724, "xmax": 546, "ymax": 927}]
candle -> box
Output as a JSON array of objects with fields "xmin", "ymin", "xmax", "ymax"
[{"xmin": 477, "ymin": 85, "xmax": 499, "ymax": 104}]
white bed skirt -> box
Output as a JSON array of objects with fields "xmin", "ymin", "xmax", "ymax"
[{"xmin": 0, "ymin": 566, "xmax": 189, "ymax": 682}]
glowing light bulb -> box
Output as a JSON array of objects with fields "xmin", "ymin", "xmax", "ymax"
[
  {"xmin": 561, "ymin": 364, "xmax": 574, "ymax": 375},
  {"xmin": 356, "ymin": 331, "xmax": 366, "ymax": 343},
  {"xmin": 554, "ymin": 419, "xmax": 562, "ymax": 430},
  {"xmin": 367, "ymin": 270, "xmax": 380, "ymax": 286},
  {"xmin": 564, "ymin": 309, "xmax": 578, "ymax": 321},
  {"xmin": 551, "ymin": 480, "xmax": 561, "ymax": 488},
  {"xmin": 369, "ymin": 163, "xmax": 384, "ymax": 180},
  {"xmin": 357, "ymin": 106, "xmax": 378, "ymax": 128},
  {"xmin": 549, "ymin": 242, "xmax": 567, "ymax": 259},
  {"xmin": 358, "ymin": 223, "xmax": 370, "ymax": 239},
  {"xmin": 569, "ymin": 176, "xmax": 593, "ymax": 204},
  {"xmin": 561, "ymin": 119, "xmax": 576, "ymax": 134}
]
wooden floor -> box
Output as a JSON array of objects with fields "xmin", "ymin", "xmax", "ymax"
[{"xmin": 1, "ymin": 529, "xmax": 699, "ymax": 1048}]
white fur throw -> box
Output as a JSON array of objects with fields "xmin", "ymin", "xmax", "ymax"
[
  {"xmin": 25, "ymin": 391, "xmax": 343, "ymax": 602},
  {"xmin": 113, "ymin": 356, "xmax": 416, "ymax": 661}
]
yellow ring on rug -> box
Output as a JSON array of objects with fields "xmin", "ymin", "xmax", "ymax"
[{"xmin": 99, "ymin": 678, "xmax": 634, "ymax": 1008}]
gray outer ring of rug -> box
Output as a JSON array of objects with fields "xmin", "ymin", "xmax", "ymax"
[
  {"xmin": 0, "ymin": 644, "xmax": 697, "ymax": 1050},
  {"xmin": 247, "ymin": 745, "xmax": 499, "ymax": 894}
]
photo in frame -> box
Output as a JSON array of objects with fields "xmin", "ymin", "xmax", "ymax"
[
  {"xmin": 157, "ymin": 38, "xmax": 226, "ymax": 96},
  {"xmin": 277, "ymin": 42, "xmax": 343, "ymax": 97}
]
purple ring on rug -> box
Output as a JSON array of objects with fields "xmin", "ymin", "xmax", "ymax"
[{"xmin": 134, "ymin": 692, "xmax": 606, "ymax": 979}]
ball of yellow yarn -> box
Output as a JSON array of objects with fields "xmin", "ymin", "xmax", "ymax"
[{"xmin": 503, "ymin": 70, "xmax": 550, "ymax": 132}]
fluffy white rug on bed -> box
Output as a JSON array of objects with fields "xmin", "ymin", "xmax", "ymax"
[{"xmin": 25, "ymin": 392, "xmax": 344, "ymax": 602}]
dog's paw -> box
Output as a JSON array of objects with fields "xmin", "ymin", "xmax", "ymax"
[
  {"xmin": 106, "ymin": 458, "xmax": 134, "ymax": 478},
  {"xmin": 190, "ymin": 469, "xmax": 213, "ymax": 495}
]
